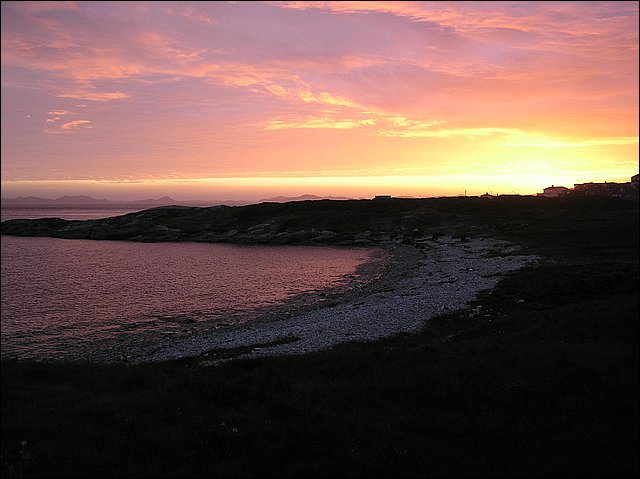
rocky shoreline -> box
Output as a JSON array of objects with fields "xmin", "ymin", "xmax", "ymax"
[{"xmin": 97, "ymin": 235, "xmax": 537, "ymax": 366}]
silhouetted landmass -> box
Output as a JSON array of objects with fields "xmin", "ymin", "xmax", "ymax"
[
  {"xmin": 1, "ymin": 193, "xmax": 355, "ymax": 207},
  {"xmin": 129, "ymin": 195, "xmax": 179, "ymax": 205},
  {"xmin": 1, "ymin": 195, "xmax": 638, "ymax": 477},
  {"xmin": 259, "ymin": 194, "xmax": 352, "ymax": 202},
  {"xmin": 2, "ymin": 196, "xmax": 638, "ymax": 259},
  {"xmin": 1, "ymin": 195, "xmax": 110, "ymax": 206},
  {"xmin": 1, "ymin": 195, "xmax": 249, "ymax": 207}
]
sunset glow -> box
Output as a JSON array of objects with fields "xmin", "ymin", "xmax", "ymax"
[{"xmin": 1, "ymin": 1, "xmax": 638, "ymax": 200}]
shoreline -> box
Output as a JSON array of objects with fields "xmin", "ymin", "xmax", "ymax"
[
  {"xmin": 2, "ymin": 236, "xmax": 539, "ymax": 364},
  {"xmin": 126, "ymin": 235, "xmax": 539, "ymax": 365}
]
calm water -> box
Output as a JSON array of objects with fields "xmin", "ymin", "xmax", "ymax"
[
  {"xmin": 1, "ymin": 205, "xmax": 150, "ymax": 222},
  {"xmin": 1, "ymin": 235, "xmax": 378, "ymax": 361}
]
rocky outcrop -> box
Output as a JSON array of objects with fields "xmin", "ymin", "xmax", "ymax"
[
  {"xmin": 0, "ymin": 212, "xmax": 385, "ymax": 246},
  {"xmin": 8, "ymin": 195, "xmax": 617, "ymax": 246},
  {"xmin": 1, "ymin": 200, "xmax": 431, "ymax": 246}
]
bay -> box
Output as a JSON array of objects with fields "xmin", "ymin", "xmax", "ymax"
[
  {"xmin": 1, "ymin": 227, "xmax": 379, "ymax": 361},
  {"xmin": 1, "ymin": 205, "xmax": 153, "ymax": 222}
]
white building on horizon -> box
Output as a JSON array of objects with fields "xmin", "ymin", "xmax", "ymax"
[{"xmin": 537, "ymin": 185, "xmax": 571, "ymax": 198}]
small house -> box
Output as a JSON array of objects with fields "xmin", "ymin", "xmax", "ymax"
[{"xmin": 538, "ymin": 186, "xmax": 570, "ymax": 198}]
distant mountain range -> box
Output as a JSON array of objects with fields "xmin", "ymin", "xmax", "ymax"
[
  {"xmin": 1, "ymin": 194, "xmax": 353, "ymax": 207},
  {"xmin": 1, "ymin": 195, "xmax": 216, "ymax": 206},
  {"xmin": 129, "ymin": 196, "xmax": 178, "ymax": 205},
  {"xmin": 1, "ymin": 195, "xmax": 111, "ymax": 206}
]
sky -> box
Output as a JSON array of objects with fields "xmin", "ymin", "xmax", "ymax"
[{"xmin": 1, "ymin": 1, "xmax": 638, "ymax": 201}]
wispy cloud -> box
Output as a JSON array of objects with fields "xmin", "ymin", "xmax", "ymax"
[
  {"xmin": 263, "ymin": 83, "xmax": 367, "ymax": 110},
  {"xmin": 376, "ymin": 125, "xmax": 515, "ymax": 139},
  {"xmin": 498, "ymin": 134, "xmax": 639, "ymax": 148},
  {"xmin": 270, "ymin": 1, "xmax": 639, "ymax": 39},
  {"xmin": 47, "ymin": 110, "xmax": 73, "ymax": 116},
  {"xmin": 57, "ymin": 90, "xmax": 129, "ymax": 102},
  {"xmin": 263, "ymin": 116, "xmax": 376, "ymax": 130},
  {"xmin": 46, "ymin": 110, "xmax": 74, "ymax": 125},
  {"xmin": 1, "ymin": 1, "xmax": 637, "ymax": 196},
  {"xmin": 377, "ymin": 122, "xmax": 639, "ymax": 148},
  {"xmin": 60, "ymin": 120, "xmax": 93, "ymax": 130}
]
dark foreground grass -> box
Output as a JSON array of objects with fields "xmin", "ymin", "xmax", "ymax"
[{"xmin": 2, "ymin": 197, "xmax": 638, "ymax": 477}]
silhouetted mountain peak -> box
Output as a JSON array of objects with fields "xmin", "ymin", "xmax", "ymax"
[{"xmin": 131, "ymin": 196, "xmax": 178, "ymax": 204}]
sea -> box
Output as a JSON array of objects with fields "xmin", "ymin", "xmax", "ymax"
[
  {"xmin": 1, "ymin": 205, "xmax": 381, "ymax": 361},
  {"xmin": 0, "ymin": 204, "xmax": 150, "ymax": 222}
]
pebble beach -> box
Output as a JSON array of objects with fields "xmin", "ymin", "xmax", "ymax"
[{"xmin": 125, "ymin": 236, "xmax": 539, "ymax": 365}]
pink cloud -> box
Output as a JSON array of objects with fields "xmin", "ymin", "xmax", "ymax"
[
  {"xmin": 0, "ymin": 1, "xmax": 637, "ymax": 193},
  {"xmin": 60, "ymin": 120, "xmax": 92, "ymax": 130},
  {"xmin": 263, "ymin": 116, "xmax": 376, "ymax": 130},
  {"xmin": 57, "ymin": 90, "xmax": 129, "ymax": 102}
]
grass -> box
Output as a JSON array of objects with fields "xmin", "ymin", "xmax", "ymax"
[{"xmin": 1, "ymin": 196, "xmax": 638, "ymax": 477}]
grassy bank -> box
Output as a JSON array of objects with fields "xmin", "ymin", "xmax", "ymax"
[{"xmin": 2, "ymin": 196, "xmax": 638, "ymax": 477}]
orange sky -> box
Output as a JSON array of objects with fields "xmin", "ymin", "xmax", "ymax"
[{"xmin": 1, "ymin": 1, "xmax": 638, "ymax": 200}]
